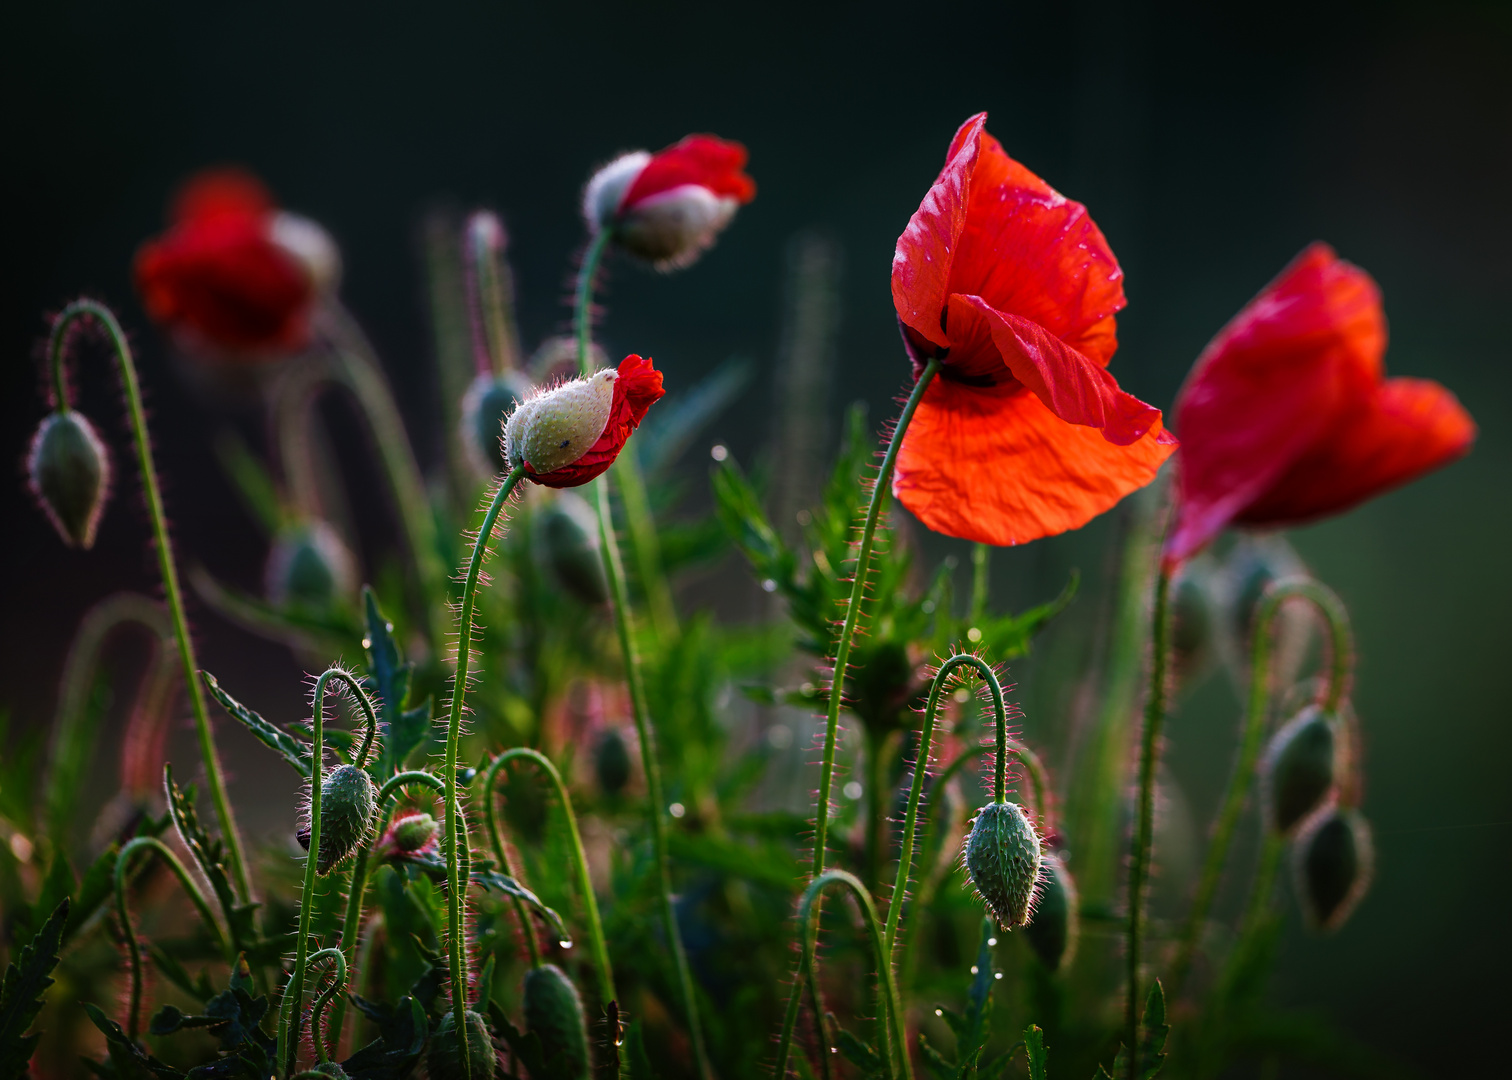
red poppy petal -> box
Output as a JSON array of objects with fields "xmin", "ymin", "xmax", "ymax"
[
  {"xmin": 892, "ymin": 113, "xmax": 987, "ymax": 353},
  {"xmin": 623, "ymin": 135, "xmax": 756, "ymax": 210},
  {"xmin": 171, "ymin": 168, "xmax": 273, "ymax": 224},
  {"xmin": 893, "ymin": 378, "xmax": 1176, "ymax": 546},
  {"xmin": 1233, "ymin": 377, "xmax": 1475, "ymax": 526},
  {"xmin": 947, "ymin": 294, "xmax": 1161, "ymax": 444}
]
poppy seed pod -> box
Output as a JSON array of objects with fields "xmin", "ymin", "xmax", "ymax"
[
  {"xmin": 1293, "ymin": 806, "xmax": 1374, "ymax": 932},
  {"xmin": 506, "ymin": 370, "xmax": 618, "ymax": 476},
  {"xmin": 1024, "ymin": 849, "xmax": 1078, "ymax": 971},
  {"xmin": 1262, "ymin": 705, "xmax": 1337, "ymax": 835},
  {"xmin": 963, "ymin": 800, "xmax": 1042, "ymax": 929},
  {"xmin": 461, "ymin": 370, "xmax": 534, "ymax": 477},
  {"xmin": 523, "ymin": 963, "xmax": 591, "ymax": 1080},
  {"xmin": 265, "ymin": 521, "xmax": 356, "ymax": 610},
  {"xmin": 535, "ymin": 491, "xmax": 609, "ymax": 605},
  {"xmin": 426, "ymin": 1008, "xmax": 496, "ymax": 1080},
  {"xmin": 594, "ymin": 727, "xmax": 632, "ymax": 796},
  {"xmin": 297, "ymin": 764, "xmax": 377, "ymax": 874},
  {"xmin": 28, "ymin": 411, "xmax": 110, "ymax": 549}
]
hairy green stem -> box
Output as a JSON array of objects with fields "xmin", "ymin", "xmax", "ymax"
[
  {"xmin": 482, "ymin": 748, "xmax": 614, "ymax": 999},
  {"xmin": 575, "ymin": 227, "xmax": 613, "ymax": 377},
  {"xmin": 1167, "ymin": 577, "xmax": 1353, "ymax": 998},
  {"xmin": 970, "ymin": 542, "xmax": 991, "ymax": 624},
  {"xmin": 306, "ymin": 948, "xmax": 347, "ymax": 1064},
  {"xmin": 49, "ymin": 301, "xmax": 251, "ymax": 900}
]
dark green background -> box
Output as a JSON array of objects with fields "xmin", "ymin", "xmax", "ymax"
[{"xmin": 3, "ymin": 1, "xmax": 1507, "ymax": 1075}]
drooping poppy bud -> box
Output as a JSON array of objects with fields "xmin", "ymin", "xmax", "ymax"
[
  {"xmin": 963, "ymin": 800, "xmax": 1042, "ymax": 930},
  {"xmin": 461, "ymin": 370, "xmax": 534, "ymax": 477},
  {"xmin": 594, "ymin": 727, "xmax": 632, "ymax": 796},
  {"xmin": 584, "ymin": 134, "xmax": 756, "ymax": 270},
  {"xmin": 27, "ymin": 410, "xmax": 110, "ymax": 548},
  {"xmin": 504, "ymin": 355, "xmax": 665, "ymax": 488},
  {"xmin": 297, "ymin": 763, "xmax": 378, "ymax": 875},
  {"xmin": 1261, "ymin": 706, "xmax": 1337, "ymax": 835},
  {"xmin": 535, "ymin": 491, "xmax": 609, "ymax": 604},
  {"xmin": 426, "ymin": 1008, "xmax": 497, "ymax": 1080},
  {"xmin": 1292, "ymin": 806, "xmax": 1373, "ymax": 932},
  {"xmin": 265, "ymin": 521, "xmax": 356, "ymax": 610},
  {"xmin": 523, "ymin": 963, "xmax": 590, "ymax": 1080},
  {"xmin": 1024, "ymin": 849, "xmax": 1078, "ymax": 971}
]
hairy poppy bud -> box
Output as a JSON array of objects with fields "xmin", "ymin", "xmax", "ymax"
[
  {"xmin": 427, "ymin": 1008, "xmax": 496, "ymax": 1080},
  {"xmin": 28, "ymin": 411, "xmax": 110, "ymax": 549},
  {"xmin": 378, "ymin": 811, "xmax": 438, "ymax": 862},
  {"xmin": 461, "ymin": 370, "xmax": 533, "ymax": 476},
  {"xmin": 310, "ymin": 1064, "xmax": 348, "ymax": 1078},
  {"xmin": 523, "ymin": 963, "xmax": 590, "ymax": 1080},
  {"xmin": 594, "ymin": 727, "xmax": 632, "ymax": 795},
  {"xmin": 963, "ymin": 800, "xmax": 1042, "ymax": 929},
  {"xmin": 265, "ymin": 521, "xmax": 356, "ymax": 610},
  {"xmin": 297, "ymin": 764, "xmax": 377, "ymax": 874},
  {"xmin": 535, "ymin": 492, "xmax": 609, "ymax": 605},
  {"xmin": 1024, "ymin": 849, "xmax": 1078, "ymax": 971},
  {"xmin": 1293, "ymin": 806, "xmax": 1373, "ymax": 932},
  {"xmin": 1261, "ymin": 705, "xmax": 1337, "ymax": 835}
]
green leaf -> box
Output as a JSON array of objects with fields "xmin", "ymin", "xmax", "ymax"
[
  {"xmin": 201, "ymin": 671, "xmax": 313, "ymax": 778},
  {"xmin": 1023, "ymin": 1025, "xmax": 1049, "ymax": 1080},
  {"xmin": 164, "ymin": 765, "xmax": 259, "ymax": 954},
  {"xmin": 363, "ymin": 588, "xmax": 432, "ymax": 775},
  {"xmin": 835, "ymin": 1025, "xmax": 887, "ymax": 1077},
  {"xmin": 918, "ymin": 1032, "xmax": 957, "ymax": 1080},
  {"xmin": 1105, "ymin": 980, "xmax": 1170, "ymax": 1080},
  {"xmin": 0, "ymin": 898, "xmax": 68, "ymax": 1076},
  {"xmin": 398, "ymin": 850, "xmax": 570, "ymax": 946},
  {"xmin": 81, "ymin": 1001, "xmax": 183, "ymax": 1079},
  {"xmin": 342, "ymin": 995, "xmax": 427, "ymax": 1079}
]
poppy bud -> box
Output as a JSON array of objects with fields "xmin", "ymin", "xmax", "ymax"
[
  {"xmin": 1292, "ymin": 806, "xmax": 1373, "ymax": 932},
  {"xmin": 535, "ymin": 492, "xmax": 609, "ymax": 605},
  {"xmin": 269, "ymin": 211, "xmax": 342, "ymax": 295},
  {"xmin": 962, "ymin": 800, "xmax": 1042, "ymax": 929},
  {"xmin": 1261, "ymin": 705, "xmax": 1337, "ymax": 835},
  {"xmin": 426, "ymin": 1008, "xmax": 497, "ymax": 1080},
  {"xmin": 594, "ymin": 727, "xmax": 632, "ymax": 796},
  {"xmin": 1170, "ymin": 564, "xmax": 1213, "ymax": 684},
  {"xmin": 461, "ymin": 370, "xmax": 534, "ymax": 477},
  {"xmin": 310, "ymin": 1064, "xmax": 348, "ymax": 1078},
  {"xmin": 1024, "ymin": 849, "xmax": 1078, "ymax": 971},
  {"xmin": 379, "ymin": 811, "xmax": 438, "ymax": 860},
  {"xmin": 523, "ymin": 963, "xmax": 590, "ymax": 1080},
  {"xmin": 265, "ymin": 521, "xmax": 356, "ymax": 610},
  {"xmin": 297, "ymin": 764, "xmax": 378, "ymax": 875},
  {"xmin": 28, "ymin": 410, "xmax": 110, "ymax": 549}
]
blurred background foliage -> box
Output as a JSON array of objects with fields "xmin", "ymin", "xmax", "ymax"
[{"xmin": 1, "ymin": 0, "xmax": 1508, "ymax": 1075}]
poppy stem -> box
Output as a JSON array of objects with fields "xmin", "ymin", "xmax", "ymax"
[
  {"xmin": 1167, "ymin": 577, "xmax": 1352, "ymax": 998},
  {"xmin": 1126, "ymin": 561, "xmax": 1172, "ymax": 1080},
  {"xmin": 47, "ymin": 300, "xmax": 252, "ymax": 903},
  {"xmin": 442, "ymin": 465, "xmax": 527, "ymax": 1080},
  {"xmin": 971, "ymin": 542, "xmax": 991, "ymax": 624},
  {"xmin": 306, "ymin": 948, "xmax": 347, "ymax": 1064},
  {"xmin": 464, "ymin": 212, "xmax": 521, "ymax": 377},
  {"xmin": 575, "ymin": 227, "xmax": 613, "ymax": 375}
]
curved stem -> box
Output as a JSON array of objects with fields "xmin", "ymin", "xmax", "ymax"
[
  {"xmin": 306, "ymin": 948, "xmax": 347, "ymax": 1064},
  {"xmin": 48, "ymin": 300, "xmax": 250, "ymax": 900},
  {"xmin": 1167, "ymin": 577, "xmax": 1353, "ymax": 998},
  {"xmin": 114, "ymin": 836, "xmax": 228, "ymax": 1040},
  {"xmin": 575, "ymin": 228, "xmax": 614, "ymax": 378},
  {"xmin": 443, "ymin": 468, "xmax": 526, "ymax": 1079},
  {"xmin": 482, "ymin": 749, "xmax": 614, "ymax": 998},
  {"xmin": 314, "ymin": 667, "xmax": 382, "ymax": 772},
  {"xmin": 1126, "ymin": 563, "xmax": 1172, "ymax": 1080}
]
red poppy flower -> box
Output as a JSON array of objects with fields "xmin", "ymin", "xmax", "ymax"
[
  {"xmin": 583, "ymin": 135, "xmax": 756, "ymax": 268},
  {"xmin": 134, "ymin": 169, "xmax": 337, "ymax": 354},
  {"xmin": 890, "ymin": 114, "xmax": 1176, "ymax": 546},
  {"xmin": 510, "ymin": 354, "xmax": 666, "ymax": 488},
  {"xmin": 1166, "ymin": 243, "xmax": 1476, "ymax": 563}
]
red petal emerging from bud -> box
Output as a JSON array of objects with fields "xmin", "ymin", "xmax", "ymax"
[
  {"xmin": 527, "ymin": 355, "xmax": 665, "ymax": 488},
  {"xmin": 621, "ymin": 135, "xmax": 756, "ymax": 212}
]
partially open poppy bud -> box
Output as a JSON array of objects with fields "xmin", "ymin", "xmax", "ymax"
[
  {"xmin": 1024, "ymin": 849, "xmax": 1078, "ymax": 971},
  {"xmin": 265, "ymin": 521, "xmax": 356, "ymax": 610},
  {"xmin": 1293, "ymin": 806, "xmax": 1373, "ymax": 932},
  {"xmin": 378, "ymin": 811, "xmax": 438, "ymax": 861},
  {"xmin": 28, "ymin": 411, "xmax": 110, "ymax": 548},
  {"xmin": 594, "ymin": 727, "xmax": 632, "ymax": 796},
  {"xmin": 504, "ymin": 355, "xmax": 665, "ymax": 488},
  {"xmin": 963, "ymin": 800, "xmax": 1042, "ymax": 929},
  {"xmin": 1262, "ymin": 706, "xmax": 1337, "ymax": 835},
  {"xmin": 427, "ymin": 1008, "xmax": 497, "ymax": 1080},
  {"xmin": 523, "ymin": 963, "xmax": 590, "ymax": 1080},
  {"xmin": 461, "ymin": 370, "xmax": 533, "ymax": 477},
  {"xmin": 535, "ymin": 492, "xmax": 608, "ymax": 605},
  {"xmin": 583, "ymin": 135, "xmax": 755, "ymax": 270},
  {"xmin": 297, "ymin": 764, "xmax": 378, "ymax": 875}
]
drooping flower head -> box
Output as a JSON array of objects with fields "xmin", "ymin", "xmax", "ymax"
[
  {"xmin": 1167, "ymin": 244, "xmax": 1476, "ymax": 563},
  {"xmin": 891, "ymin": 114, "xmax": 1176, "ymax": 546},
  {"xmin": 504, "ymin": 354, "xmax": 665, "ymax": 487},
  {"xmin": 584, "ymin": 135, "xmax": 756, "ymax": 269},
  {"xmin": 134, "ymin": 169, "xmax": 340, "ymax": 354}
]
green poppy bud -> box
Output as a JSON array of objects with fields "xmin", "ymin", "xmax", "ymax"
[
  {"xmin": 1170, "ymin": 565, "xmax": 1213, "ymax": 684},
  {"xmin": 963, "ymin": 800, "xmax": 1042, "ymax": 930},
  {"xmin": 27, "ymin": 410, "xmax": 110, "ymax": 549},
  {"xmin": 461, "ymin": 370, "xmax": 533, "ymax": 477},
  {"xmin": 265, "ymin": 521, "xmax": 355, "ymax": 610},
  {"xmin": 1262, "ymin": 705, "xmax": 1337, "ymax": 835},
  {"xmin": 297, "ymin": 764, "xmax": 377, "ymax": 875},
  {"xmin": 310, "ymin": 1063, "xmax": 349, "ymax": 1078},
  {"xmin": 1293, "ymin": 806, "xmax": 1373, "ymax": 933},
  {"xmin": 427, "ymin": 1008, "xmax": 496, "ymax": 1080},
  {"xmin": 535, "ymin": 492, "xmax": 609, "ymax": 605},
  {"xmin": 595, "ymin": 728, "xmax": 632, "ymax": 796},
  {"xmin": 523, "ymin": 963, "xmax": 590, "ymax": 1080},
  {"xmin": 377, "ymin": 811, "xmax": 438, "ymax": 861},
  {"xmin": 1024, "ymin": 850, "xmax": 1078, "ymax": 971}
]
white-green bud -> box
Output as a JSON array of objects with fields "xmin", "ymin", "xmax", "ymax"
[{"xmin": 504, "ymin": 369, "xmax": 617, "ymax": 475}]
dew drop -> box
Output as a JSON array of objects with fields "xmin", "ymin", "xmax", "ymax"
[
  {"xmin": 970, "ymin": 965, "xmax": 979, "ymax": 975},
  {"xmin": 361, "ymin": 637, "xmax": 372, "ymax": 650},
  {"xmin": 994, "ymin": 972, "xmax": 1003, "ymax": 980},
  {"xmin": 988, "ymin": 937, "xmax": 998, "ymax": 947},
  {"xmin": 935, "ymin": 1008, "xmax": 943, "ymax": 1017},
  {"xmin": 559, "ymin": 939, "xmax": 574, "ymax": 949}
]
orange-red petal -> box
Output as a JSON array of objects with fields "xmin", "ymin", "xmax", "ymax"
[
  {"xmin": 893, "ymin": 378, "xmax": 1176, "ymax": 546},
  {"xmin": 622, "ymin": 134, "xmax": 756, "ymax": 210}
]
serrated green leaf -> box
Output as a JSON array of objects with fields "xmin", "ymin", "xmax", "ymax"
[
  {"xmin": 81, "ymin": 1001, "xmax": 182, "ymax": 1078},
  {"xmin": 163, "ymin": 765, "xmax": 257, "ymax": 955},
  {"xmin": 201, "ymin": 672, "xmax": 313, "ymax": 778},
  {"xmin": 363, "ymin": 588, "xmax": 432, "ymax": 775},
  {"xmin": 0, "ymin": 898, "xmax": 68, "ymax": 1075},
  {"xmin": 341, "ymin": 995, "xmax": 427, "ymax": 1079},
  {"xmin": 1023, "ymin": 1025, "xmax": 1049, "ymax": 1080},
  {"xmin": 835, "ymin": 1025, "xmax": 886, "ymax": 1076}
]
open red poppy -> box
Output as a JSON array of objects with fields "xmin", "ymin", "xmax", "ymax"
[
  {"xmin": 527, "ymin": 354, "xmax": 666, "ymax": 488},
  {"xmin": 1166, "ymin": 243, "xmax": 1476, "ymax": 563},
  {"xmin": 891, "ymin": 113, "xmax": 1175, "ymax": 546}
]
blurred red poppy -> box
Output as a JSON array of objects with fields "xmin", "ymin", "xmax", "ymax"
[
  {"xmin": 1166, "ymin": 243, "xmax": 1476, "ymax": 563},
  {"xmin": 134, "ymin": 169, "xmax": 335, "ymax": 354},
  {"xmin": 891, "ymin": 113, "xmax": 1176, "ymax": 546},
  {"xmin": 528, "ymin": 354, "xmax": 666, "ymax": 488}
]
